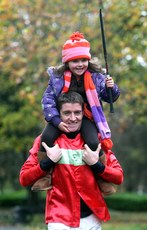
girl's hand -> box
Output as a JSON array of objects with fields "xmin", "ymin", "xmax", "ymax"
[
  {"xmin": 58, "ymin": 122, "xmax": 69, "ymax": 133},
  {"xmin": 106, "ymin": 76, "xmax": 114, "ymax": 88}
]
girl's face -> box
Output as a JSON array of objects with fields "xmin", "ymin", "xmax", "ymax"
[{"xmin": 68, "ymin": 58, "xmax": 89, "ymax": 77}]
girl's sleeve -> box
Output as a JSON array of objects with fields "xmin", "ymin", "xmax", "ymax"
[
  {"xmin": 41, "ymin": 68, "xmax": 62, "ymax": 125},
  {"xmin": 94, "ymin": 73, "xmax": 120, "ymax": 103}
]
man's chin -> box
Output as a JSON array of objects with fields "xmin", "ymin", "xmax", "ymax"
[
  {"xmin": 68, "ymin": 128, "xmax": 78, "ymax": 132},
  {"xmin": 68, "ymin": 125, "xmax": 80, "ymax": 132}
]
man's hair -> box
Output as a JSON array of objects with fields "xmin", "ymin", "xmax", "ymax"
[{"xmin": 57, "ymin": 91, "xmax": 84, "ymax": 111}]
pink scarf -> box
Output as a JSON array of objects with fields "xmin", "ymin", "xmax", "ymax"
[{"xmin": 62, "ymin": 70, "xmax": 111, "ymax": 139}]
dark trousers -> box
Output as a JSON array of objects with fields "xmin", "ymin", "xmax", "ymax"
[{"xmin": 40, "ymin": 117, "xmax": 99, "ymax": 152}]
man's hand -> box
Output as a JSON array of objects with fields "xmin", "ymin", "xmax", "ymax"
[
  {"xmin": 82, "ymin": 144, "xmax": 101, "ymax": 165},
  {"xmin": 58, "ymin": 122, "xmax": 69, "ymax": 133},
  {"xmin": 42, "ymin": 142, "xmax": 62, "ymax": 163}
]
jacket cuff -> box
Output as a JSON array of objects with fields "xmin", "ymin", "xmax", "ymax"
[
  {"xmin": 51, "ymin": 116, "xmax": 62, "ymax": 127},
  {"xmin": 40, "ymin": 158, "xmax": 55, "ymax": 171},
  {"xmin": 90, "ymin": 161, "xmax": 105, "ymax": 174}
]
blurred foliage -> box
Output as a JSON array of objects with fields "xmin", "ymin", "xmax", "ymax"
[
  {"xmin": 0, "ymin": 0, "xmax": 147, "ymax": 192},
  {"xmin": 1, "ymin": 190, "xmax": 147, "ymax": 212},
  {"xmin": 105, "ymin": 192, "xmax": 147, "ymax": 211}
]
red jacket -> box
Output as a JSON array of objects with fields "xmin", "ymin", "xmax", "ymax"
[{"xmin": 20, "ymin": 134, "xmax": 123, "ymax": 227}]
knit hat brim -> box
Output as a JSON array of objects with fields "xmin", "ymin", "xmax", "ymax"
[
  {"xmin": 62, "ymin": 47, "xmax": 91, "ymax": 63},
  {"xmin": 62, "ymin": 32, "xmax": 91, "ymax": 63}
]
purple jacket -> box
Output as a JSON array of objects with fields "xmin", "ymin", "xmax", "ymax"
[{"xmin": 42, "ymin": 67, "xmax": 120, "ymax": 126}]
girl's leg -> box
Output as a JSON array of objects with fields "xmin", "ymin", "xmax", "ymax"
[
  {"xmin": 81, "ymin": 117, "xmax": 99, "ymax": 151},
  {"xmin": 40, "ymin": 123, "xmax": 60, "ymax": 152}
]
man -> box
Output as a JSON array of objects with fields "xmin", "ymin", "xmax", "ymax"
[{"xmin": 19, "ymin": 91, "xmax": 123, "ymax": 230}]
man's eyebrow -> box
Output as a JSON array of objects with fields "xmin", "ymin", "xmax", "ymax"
[
  {"xmin": 62, "ymin": 110, "xmax": 82, "ymax": 113},
  {"xmin": 62, "ymin": 110, "xmax": 70, "ymax": 113}
]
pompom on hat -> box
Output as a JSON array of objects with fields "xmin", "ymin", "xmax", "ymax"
[{"xmin": 62, "ymin": 31, "xmax": 91, "ymax": 63}]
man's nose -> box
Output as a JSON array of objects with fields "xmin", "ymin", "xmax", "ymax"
[{"xmin": 70, "ymin": 113, "xmax": 76, "ymax": 121}]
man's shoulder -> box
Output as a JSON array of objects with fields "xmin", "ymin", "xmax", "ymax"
[
  {"xmin": 106, "ymin": 150, "xmax": 118, "ymax": 164},
  {"xmin": 29, "ymin": 135, "xmax": 41, "ymax": 156}
]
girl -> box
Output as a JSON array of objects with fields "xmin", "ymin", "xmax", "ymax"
[{"xmin": 32, "ymin": 32, "xmax": 120, "ymax": 191}]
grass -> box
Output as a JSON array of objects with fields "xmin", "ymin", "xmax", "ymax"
[
  {"xmin": 103, "ymin": 224, "xmax": 147, "ymax": 230},
  {"xmin": 1, "ymin": 190, "xmax": 147, "ymax": 229},
  {"xmin": 1, "ymin": 210, "xmax": 147, "ymax": 230},
  {"xmin": 102, "ymin": 210, "xmax": 147, "ymax": 230}
]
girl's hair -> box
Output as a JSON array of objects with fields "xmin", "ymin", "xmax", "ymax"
[{"xmin": 52, "ymin": 58, "xmax": 103, "ymax": 76}]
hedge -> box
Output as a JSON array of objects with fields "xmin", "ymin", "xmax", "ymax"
[
  {"xmin": 1, "ymin": 190, "xmax": 147, "ymax": 212},
  {"xmin": 105, "ymin": 193, "xmax": 147, "ymax": 212}
]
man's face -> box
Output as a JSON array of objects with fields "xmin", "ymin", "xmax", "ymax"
[{"xmin": 60, "ymin": 103, "xmax": 83, "ymax": 132}]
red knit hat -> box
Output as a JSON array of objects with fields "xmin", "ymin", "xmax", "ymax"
[{"xmin": 62, "ymin": 32, "xmax": 91, "ymax": 63}]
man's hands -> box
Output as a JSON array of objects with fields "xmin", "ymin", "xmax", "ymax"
[
  {"xmin": 41, "ymin": 142, "xmax": 102, "ymax": 166},
  {"xmin": 42, "ymin": 142, "xmax": 62, "ymax": 163},
  {"xmin": 82, "ymin": 144, "xmax": 101, "ymax": 165}
]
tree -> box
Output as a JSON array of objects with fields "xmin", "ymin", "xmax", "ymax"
[{"xmin": 0, "ymin": 0, "xmax": 147, "ymax": 192}]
